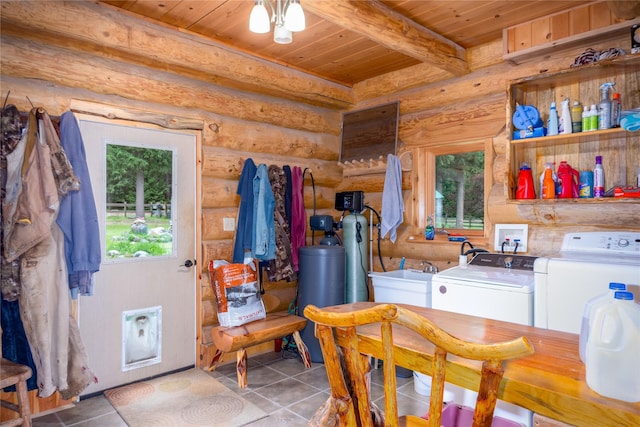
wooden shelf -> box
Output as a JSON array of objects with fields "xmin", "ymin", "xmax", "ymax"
[
  {"xmin": 506, "ymin": 54, "xmax": 640, "ymax": 203},
  {"xmin": 507, "ymin": 197, "xmax": 639, "ymax": 205},
  {"xmin": 510, "ymin": 128, "xmax": 627, "ymax": 148}
]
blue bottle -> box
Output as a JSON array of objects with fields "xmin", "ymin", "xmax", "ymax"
[{"xmin": 424, "ymin": 215, "xmax": 435, "ymax": 240}]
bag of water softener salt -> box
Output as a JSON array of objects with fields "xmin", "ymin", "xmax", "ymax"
[
  {"xmin": 208, "ymin": 257, "xmax": 266, "ymax": 327},
  {"xmin": 585, "ymin": 291, "xmax": 640, "ymax": 402}
]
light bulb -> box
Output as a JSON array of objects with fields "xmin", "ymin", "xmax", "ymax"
[
  {"xmin": 274, "ymin": 24, "xmax": 292, "ymax": 44},
  {"xmin": 249, "ymin": 0, "xmax": 270, "ymax": 34},
  {"xmin": 284, "ymin": 0, "xmax": 305, "ymax": 32}
]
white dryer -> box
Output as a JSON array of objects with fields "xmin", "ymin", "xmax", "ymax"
[{"xmin": 534, "ymin": 231, "xmax": 640, "ymax": 334}]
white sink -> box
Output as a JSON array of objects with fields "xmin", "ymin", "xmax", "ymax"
[
  {"xmin": 370, "ymin": 269, "xmax": 434, "ymax": 281},
  {"xmin": 369, "ymin": 270, "xmax": 434, "ymax": 308}
]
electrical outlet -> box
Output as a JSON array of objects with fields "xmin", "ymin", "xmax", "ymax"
[
  {"xmin": 223, "ymin": 217, "xmax": 235, "ymax": 232},
  {"xmin": 494, "ymin": 224, "xmax": 528, "ymax": 253}
]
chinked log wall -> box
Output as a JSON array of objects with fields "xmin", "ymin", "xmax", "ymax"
[{"xmin": 1, "ymin": 2, "xmax": 639, "ymax": 412}]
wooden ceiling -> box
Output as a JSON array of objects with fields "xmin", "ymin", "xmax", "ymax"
[{"xmin": 101, "ymin": 0, "xmax": 601, "ymax": 86}]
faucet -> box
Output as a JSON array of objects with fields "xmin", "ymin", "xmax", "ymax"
[{"xmin": 420, "ymin": 260, "xmax": 438, "ymax": 273}]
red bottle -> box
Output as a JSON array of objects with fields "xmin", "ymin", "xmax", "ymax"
[
  {"xmin": 557, "ymin": 161, "xmax": 580, "ymax": 198},
  {"xmin": 516, "ymin": 162, "xmax": 536, "ymax": 199}
]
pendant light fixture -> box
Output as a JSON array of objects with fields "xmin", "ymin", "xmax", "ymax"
[{"xmin": 249, "ymin": 0, "xmax": 306, "ymax": 45}]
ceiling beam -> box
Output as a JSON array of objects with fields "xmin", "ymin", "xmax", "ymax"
[{"xmin": 303, "ymin": 0, "xmax": 468, "ymax": 77}]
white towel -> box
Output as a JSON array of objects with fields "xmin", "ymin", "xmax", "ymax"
[{"xmin": 380, "ymin": 154, "xmax": 404, "ymax": 243}]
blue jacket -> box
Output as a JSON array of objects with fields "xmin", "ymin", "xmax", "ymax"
[
  {"xmin": 56, "ymin": 112, "xmax": 101, "ymax": 298},
  {"xmin": 252, "ymin": 164, "xmax": 275, "ymax": 260},
  {"xmin": 232, "ymin": 159, "xmax": 256, "ymax": 263}
]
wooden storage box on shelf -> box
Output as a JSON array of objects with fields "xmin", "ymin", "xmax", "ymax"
[{"xmin": 506, "ymin": 54, "xmax": 640, "ymax": 204}]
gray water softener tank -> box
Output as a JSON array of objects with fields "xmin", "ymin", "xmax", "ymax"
[{"xmin": 298, "ymin": 245, "xmax": 346, "ymax": 363}]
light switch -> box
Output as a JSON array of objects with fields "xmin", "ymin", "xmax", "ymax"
[{"xmin": 223, "ymin": 217, "xmax": 235, "ymax": 231}]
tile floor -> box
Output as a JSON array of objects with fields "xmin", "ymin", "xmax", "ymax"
[{"xmin": 31, "ymin": 351, "xmax": 430, "ymax": 426}]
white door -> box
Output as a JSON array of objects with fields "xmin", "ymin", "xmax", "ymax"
[{"xmin": 78, "ymin": 117, "xmax": 197, "ymax": 394}]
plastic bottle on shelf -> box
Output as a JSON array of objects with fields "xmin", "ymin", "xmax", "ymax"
[
  {"xmin": 588, "ymin": 104, "xmax": 598, "ymax": 131},
  {"xmin": 598, "ymin": 82, "xmax": 614, "ymax": 130},
  {"xmin": 585, "ymin": 291, "xmax": 640, "ymax": 402},
  {"xmin": 581, "ymin": 105, "xmax": 590, "ymax": 132},
  {"xmin": 579, "ymin": 170, "xmax": 594, "ymax": 198},
  {"xmin": 559, "ymin": 98, "xmax": 572, "ymax": 134},
  {"xmin": 593, "ymin": 155, "xmax": 605, "ymax": 198},
  {"xmin": 571, "ymin": 100, "xmax": 583, "ymax": 133},
  {"xmin": 541, "ymin": 163, "xmax": 556, "ymax": 199},
  {"xmin": 611, "ymin": 93, "xmax": 621, "ymax": 127},
  {"xmin": 515, "ymin": 162, "xmax": 536, "ymax": 199},
  {"xmin": 579, "ymin": 282, "xmax": 626, "ymax": 362},
  {"xmin": 539, "ymin": 162, "xmax": 556, "ymax": 199},
  {"xmin": 424, "ymin": 215, "xmax": 435, "ymax": 240},
  {"xmin": 547, "ymin": 102, "xmax": 558, "ymax": 136}
]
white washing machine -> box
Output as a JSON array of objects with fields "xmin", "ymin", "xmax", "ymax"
[
  {"xmin": 430, "ymin": 253, "xmax": 538, "ymax": 427},
  {"xmin": 534, "ymin": 231, "xmax": 640, "ymax": 334}
]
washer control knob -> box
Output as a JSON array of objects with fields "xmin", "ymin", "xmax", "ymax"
[
  {"xmin": 439, "ymin": 285, "xmax": 447, "ymax": 294},
  {"xmin": 618, "ymin": 238, "xmax": 630, "ymax": 248}
]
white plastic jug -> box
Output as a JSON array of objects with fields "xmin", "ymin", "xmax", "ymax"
[
  {"xmin": 579, "ymin": 282, "xmax": 626, "ymax": 362},
  {"xmin": 585, "ymin": 291, "xmax": 640, "ymax": 402}
]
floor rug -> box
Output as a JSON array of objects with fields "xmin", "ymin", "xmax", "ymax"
[{"xmin": 104, "ymin": 368, "xmax": 267, "ymax": 426}]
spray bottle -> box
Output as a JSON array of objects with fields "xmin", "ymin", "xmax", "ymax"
[{"xmin": 598, "ymin": 82, "xmax": 615, "ymax": 130}]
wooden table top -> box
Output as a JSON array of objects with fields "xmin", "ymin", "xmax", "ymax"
[{"xmin": 321, "ymin": 302, "xmax": 640, "ymax": 427}]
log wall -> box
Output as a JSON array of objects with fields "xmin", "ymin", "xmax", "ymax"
[{"xmin": 1, "ymin": 0, "xmax": 639, "ymax": 417}]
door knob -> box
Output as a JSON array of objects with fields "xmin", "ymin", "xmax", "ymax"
[{"xmin": 181, "ymin": 259, "xmax": 196, "ymax": 268}]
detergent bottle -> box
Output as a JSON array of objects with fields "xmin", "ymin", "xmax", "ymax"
[
  {"xmin": 557, "ymin": 161, "xmax": 579, "ymax": 198},
  {"xmin": 547, "ymin": 102, "xmax": 559, "ymax": 136},
  {"xmin": 541, "ymin": 163, "xmax": 556, "ymax": 199},
  {"xmin": 559, "ymin": 98, "xmax": 572, "ymax": 134},
  {"xmin": 515, "ymin": 162, "xmax": 536, "ymax": 199}
]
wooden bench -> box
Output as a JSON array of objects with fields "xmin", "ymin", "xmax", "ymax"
[{"xmin": 208, "ymin": 312, "xmax": 312, "ymax": 388}]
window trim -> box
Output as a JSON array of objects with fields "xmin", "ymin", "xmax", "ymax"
[{"xmin": 411, "ymin": 138, "xmax": 492, "ymax": 240}]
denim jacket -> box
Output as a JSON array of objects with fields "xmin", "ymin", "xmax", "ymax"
[{"xmin": 251, "ymin": 164, "xmax": 275, "ymax": 260}]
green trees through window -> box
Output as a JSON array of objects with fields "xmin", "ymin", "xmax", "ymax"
[
  {"xmin": 105, "ymin": 144, "xmax": 174, "ymax": 258},
  {"xmin": 435, "ymin": 151, "xmax": 484, "ymax": 230}
]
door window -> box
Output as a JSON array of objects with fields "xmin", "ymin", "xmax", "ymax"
[{"xmin": 105, "ymin": 144, "xmax": 175, "ymax": 260}]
